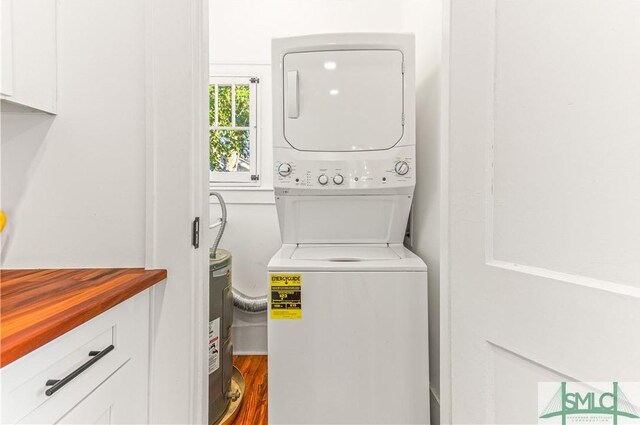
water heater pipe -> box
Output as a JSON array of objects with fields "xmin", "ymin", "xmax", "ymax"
[{"xmin": 210, "ymin": 191, "xmax": 268, "ymax": 313}]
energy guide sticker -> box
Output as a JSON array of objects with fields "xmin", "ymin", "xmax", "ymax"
[{"xmin": 270, "ymin": 273, "xmax": 302, "ymax": 319}]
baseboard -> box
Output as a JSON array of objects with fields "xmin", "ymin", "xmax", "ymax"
[
  {"xmin": 233, "ymin": 350, "xmax": 267, "ymax": 355},
  {"xmin": 232, "ymin": 324, "xmax": 267, "ymax": 353}
]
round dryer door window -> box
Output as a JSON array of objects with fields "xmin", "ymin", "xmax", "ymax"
[{"xmin": 283, "ymin": 49, "xmax": 404, "ymax": 152}]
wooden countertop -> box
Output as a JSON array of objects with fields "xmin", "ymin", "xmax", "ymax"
[{"xmin": 0, "ymin": 268, "xmax": 167, "ymax": 367}]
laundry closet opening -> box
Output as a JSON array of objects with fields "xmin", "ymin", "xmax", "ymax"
[{"xmin": 206, "ymin": 1, "xmax": 442, "ymax": 424}]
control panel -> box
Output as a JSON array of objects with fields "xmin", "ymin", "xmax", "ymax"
[{"xmin": 274, "ymin": 156, "xmax": 415, "ymax": 190}]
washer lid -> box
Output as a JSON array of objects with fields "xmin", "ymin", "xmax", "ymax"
[
  {"xmin": 290, "ymin": 244, "xmax": 401, "ymax": 261},
  {"xmin": 268, "ymin": 244, "xmax": 427, "ymax": 272}
]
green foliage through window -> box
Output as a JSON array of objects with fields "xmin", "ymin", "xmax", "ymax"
[{"xmin": 209, "ymin": 83, "xmax": 252, "ymax": 173}]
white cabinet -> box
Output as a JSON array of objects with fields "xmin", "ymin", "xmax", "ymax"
[
  {"xmin": 1, "ymin": 0, "xmax": 14, "ymax": 96},
  {"xmin": 52, "ymin": 365, "xmax": 131, "ymax": 425},
  {"xmin": 0, "ymin": 290, "xmax": 150, "ymax": 424},
  {"xmin": 18, "ymin": 361, "xmax": 146, "ymax": 425},
  {"xmin": 0, "ymin": 0, "xmax": 57, "ymax": 113}
]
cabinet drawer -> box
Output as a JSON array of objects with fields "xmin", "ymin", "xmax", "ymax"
[
  {"xmin": 0, "ymin": 290, "xmax": 148, "ymax": 424},
  {"xmin": 18, "ymin": 359, "xmax": 147, "ymax": 425}
]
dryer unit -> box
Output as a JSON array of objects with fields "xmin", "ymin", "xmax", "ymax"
[{"xmin": 268, "ymin": 33, "xmax": 429, "ymax": 424}]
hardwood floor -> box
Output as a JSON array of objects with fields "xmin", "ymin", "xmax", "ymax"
[{"xmin": 232, "ymin": 355, "xmax": 268, "ymax": 425}]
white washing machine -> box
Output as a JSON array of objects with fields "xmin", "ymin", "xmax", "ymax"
[{"xmin": 268, "ymin": 33, "xmax": 429, "ymax": 424}]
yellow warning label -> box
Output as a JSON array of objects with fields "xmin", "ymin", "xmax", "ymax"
[{"xmin": 270, "ymin": 273, "xmax": 302, "ymax": 320}]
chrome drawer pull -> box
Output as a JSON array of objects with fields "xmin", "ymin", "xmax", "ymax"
[{"xmin": 45, "ymin": 345, "xmax": 115, "ymax": 396}]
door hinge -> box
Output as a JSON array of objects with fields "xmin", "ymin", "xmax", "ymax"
[
  {"xmin": 250, "ymin": 77, "xmax": 260, "ymax": 84},
  {"xmin": 251, "ymin": 174, "xmax": 260, "ymax": 181},
  {"xmin": 402, "ymin": 113, "xmax": 405, "ymax": 126},
  {"xmin": 192, "ymin": 217, "xmax": 200, "ymax": 249}
]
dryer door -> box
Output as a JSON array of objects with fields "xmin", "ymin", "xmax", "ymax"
[{"xmin": 283, "ymin": 49, "xmax": 404, "ymax": 151}]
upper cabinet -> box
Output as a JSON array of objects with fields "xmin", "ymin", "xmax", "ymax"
[{"xmin": 1, "ymin": 0, "xmax": 57, "ymax": 114}]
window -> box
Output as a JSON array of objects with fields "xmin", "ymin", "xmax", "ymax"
[{"xmin": 209, "ymin": 76, "xmax": 258, "ymax": 185}]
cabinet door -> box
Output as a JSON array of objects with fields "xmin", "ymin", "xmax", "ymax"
[
  {"xmin": 1, "ymin": 0, "xmax": 56, "ymax": 112},
  {"xmin": 19, "ymin": 361, "xmax": 146, "ymax": 425},
  {"xmin": 1, "ymin": 0, "xmax": 13, "ymax": 96},
  {"xmin": 8, "ymin": 291, "xmax": 151, "ymax": 425}
]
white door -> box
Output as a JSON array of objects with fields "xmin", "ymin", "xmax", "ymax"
[
  {"xmin": 145, "ymin": 1, "xmax": 209, "ymax": 423},
  {"xmin": 283, "ymin": 49, "xmax": 404, "ymax": 151},
  {"xmin": 444, "ymin": 1, "xmax": 640, "ymax": 424}
]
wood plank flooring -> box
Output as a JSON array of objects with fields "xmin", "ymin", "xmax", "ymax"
[{"xmin": 232, "ymin": 355, "xmax": 268, "ymax": 425}]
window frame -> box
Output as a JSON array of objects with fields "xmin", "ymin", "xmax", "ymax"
[{"xmin": 209, "ymin": 75, "xmax": 259, "ymax": 186}]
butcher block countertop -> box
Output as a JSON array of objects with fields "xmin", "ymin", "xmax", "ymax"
[{"xmin": 0, "ymin": 268, "xmax": 167, "ymax": 367}]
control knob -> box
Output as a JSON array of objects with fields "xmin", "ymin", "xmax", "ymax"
[
  {"xmin": 333, "ymin": 174, "xmax": 344, "ymax": 185},
  {"xmin": 394, "ymin": 161, "xmax": 410, "ymax": 176},
  {"xmin": 277, "ymin": 163, "xmax": 292, "ymax": 177},
  {"xmin": 318, "ymin": 174, "xmax": 329, "ymax": 185}
]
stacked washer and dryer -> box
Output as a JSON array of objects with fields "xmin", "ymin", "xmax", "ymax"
[{"xmin": 268, "ymin": 33, "xmax": 430, "ymax": 424}]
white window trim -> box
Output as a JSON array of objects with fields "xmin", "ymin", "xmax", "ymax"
[{"xmin": 209, "ymin": 75, "xmax": 260, "ymax": 186}]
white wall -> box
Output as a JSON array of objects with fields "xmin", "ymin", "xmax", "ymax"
[
  {"xmin": 1, "ymin": 0, "xmax": 146, "ymax": 268},
  {"xmin": 402, "ymin": 3, "xmax": 443, "ymax": 424},
  {"xmin": 211, "ymin": 0, "xmax": 410, "ymax": 63},
  {"xmin": 209, "ymin": 1, "xmax": 442, "ymax": 419}
]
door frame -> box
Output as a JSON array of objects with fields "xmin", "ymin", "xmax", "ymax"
[
  {"xmin": 440, "ymin": 0, "xmax": 452, "ymax": 423},
  {"xmin": 144, "ymin": 0, "xmax": 210, "ymax": 423}
]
